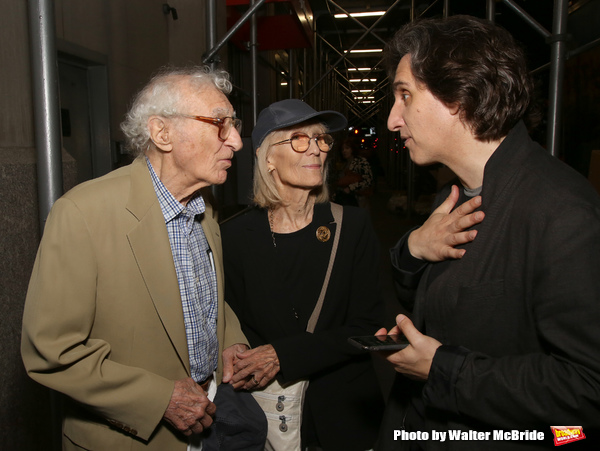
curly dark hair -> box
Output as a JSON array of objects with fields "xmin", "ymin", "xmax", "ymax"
[{"xmin": 385, "ymin": 15, "xmax": 539, "ymax": 141}]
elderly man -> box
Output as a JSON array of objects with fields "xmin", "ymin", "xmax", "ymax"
[
  {"xmin": 377, "ymin": 16, "xmax": 600, "ymax": 450},
  {"xmin": 21, "ymin": 66, "xmax": 249, "ymax": 450}
]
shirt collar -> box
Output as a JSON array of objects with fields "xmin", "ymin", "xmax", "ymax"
[{"xmin": 146, "ymin": 157, "xmax": 206, "ymax": 222}]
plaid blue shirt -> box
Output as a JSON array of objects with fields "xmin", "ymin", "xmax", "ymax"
[{"xmin": 147, "ymin": 159, "xmax": 219, "ymax": 382}]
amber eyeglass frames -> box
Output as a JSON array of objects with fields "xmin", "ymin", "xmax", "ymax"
[
  {"xmin": 272, "ymin": 133, "xmax": 334, "ymax": 153},
  {"xmin": 180, "ymin": 115, "xmax": 242, "ymax": 141}
]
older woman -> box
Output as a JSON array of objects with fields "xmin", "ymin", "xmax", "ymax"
[{"xmin": 221, "ymin": 99, "xmax": 384, "ymax": 451}]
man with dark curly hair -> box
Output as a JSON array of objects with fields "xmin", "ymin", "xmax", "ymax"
[{"xmin": 377, "ymin": 15, "xmax": 600, "ymax": 450}]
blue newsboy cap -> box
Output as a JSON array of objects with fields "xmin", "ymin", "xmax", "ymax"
[{"xmin": 251, "ymin": 99, "xmax": 347, "ymax": 149}]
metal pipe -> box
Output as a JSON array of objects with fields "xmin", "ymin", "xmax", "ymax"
[
  {"xmin": 313, "ymin": 29, "xmax": 318, "ymax": 106},
  {"xmin": 502, "ymin": 0, "xmax": 551, "ymax": 39},
  {"xmin": 250, "ymin": 0, "xmax": 258, "ymax": 125},
  {"xmin": 303, "ymin": 48, "xmax": 307, "ymax": 97},
  {"xmin": 443, "ymin": 0, "xmax": 449, "ymax": 18},
  {"xmin": 203, "ymin": 0, "xmax": 266, "ymax": 64},
  {"xmin": 417, "ymin": 0, "xmax": 440, "ymax": 19},
  {"xmin": 289, "ymin": 49, "xmax": 294, "ymax": 98},
  {"xmin": 206, "ymin": 0, "xmax": 217, "ymax": 68},
  {"xmin": 569, "ymin": 36, "xmax": 600, "ymax": 58},
  {"xmin": 28, "ymin": 0, "xmax": 63, "ymax": 232},
  {"xmin": 326, "ymin": 0, "xmax": 388, "ymax": 46},
  {"xmin": 486, "ymin": 0, "xmax": 496, "ymax": 22},
  {"xmin": 206, "ymin": 0, "xmax": 221, "ymax": 203},
  {"xmin": 546, "ymin": 0, "xmax": 569, "ymax": 157},
  {"xmin": 527, "ymin": 32, "xmax": 598, "ymax": 76},
  {"xmin": 302, "ymin": 0, "xmax": 403, "ymax": 99},
  {"xmin": 28, "ymin": 2, "xmax": 63, "ymax": 447}
]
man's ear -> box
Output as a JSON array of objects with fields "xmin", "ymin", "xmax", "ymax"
[
  {"xmin": 148, "ymin": 116, "xmax": 173, "ymax": 152},
  {"xmin": 448, "ymin": 102, "xmax": 461, "ymax": 116}
]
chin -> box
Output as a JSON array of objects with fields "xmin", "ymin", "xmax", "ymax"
[{"xmin": 408, "ymin": 150, "xmax": 430, "ymax": 166}]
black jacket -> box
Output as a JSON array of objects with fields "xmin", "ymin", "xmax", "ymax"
[
  {"xmin": 380, "ymin": 122, "xmax": 600, "ymax": 450},
  {"xmin": 222, "ymin": 203, "xmax": 385, "ymax": 451}
]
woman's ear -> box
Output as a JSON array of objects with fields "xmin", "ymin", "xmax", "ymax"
[
  {"xmin": 266, "ymin": 158, "xmax": 276, "ymax": 173},
  {"xmin": 148, "ymin": 116, "xmax": 173, "ymax": 152}
]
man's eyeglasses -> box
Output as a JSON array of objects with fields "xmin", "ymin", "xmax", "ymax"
[
  {"xmin": 272, "ymin": 133, "xmax": 334, "ymax": 153},
  {"xmin": 180, "ymin": 115, "xmax": 242, "ymax": 141}
]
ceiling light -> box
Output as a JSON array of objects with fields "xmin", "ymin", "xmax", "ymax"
[
  {"xmin": 334, "ymin": 11, "xmax": 386, "ymax": 19},
  {"xmin": 344, "ymin": 49, "xmax": 383, "ymax": 54},
  {"xmin": 280, "ymin": 82, "xmax": 288, "ymax": 86},
  {"xmin": 348, "ymin": 67, "xmax": 372, "ymax": 71},
  {"xmin": 350, "ymin": 78, "xmax": 377, "ymax": 83},
  {"xmin": 351, "ymin": 89, "xmax": 374, "ymax": 93}
]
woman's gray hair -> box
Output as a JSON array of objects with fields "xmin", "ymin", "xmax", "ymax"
[
  {"xmin": 253, "ymin": 122, "xmax": 330, "ymax": 208},
  {"xmin": 121, "ymin": 65, "xmax": 233, "ymax": 156}
]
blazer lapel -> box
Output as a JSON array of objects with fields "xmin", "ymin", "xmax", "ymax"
[{"xmin": 126, "ymin": 158, "xmax": 190, "ymax": 375}]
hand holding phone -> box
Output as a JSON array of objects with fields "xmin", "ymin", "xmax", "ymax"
[{"xmin": 348, "ymin": 334, "xmax": 409, "ymax": 351}]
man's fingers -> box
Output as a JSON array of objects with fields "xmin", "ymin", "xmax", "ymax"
[
  {"xmin": 205, "ymin": 401, "xmax": 217, "ymax": 416},
  {"xmin": 198, "ymin": 410, "xmax": 214, "ymax": 429},
  {"xmin": 450, "ymin": 197, "xmax": 482, "ymax": 227},
  {"xmin": 446, "ymin": 228, "xmax": 478, "ymax": 247},
  {"xmin": 454, "ymin": 194, "xmax": 481, "ymax": 215},
  {"xmin": 396, "ymin": 314, "xmax": 420, "ymax": 344},
  {"xmin": 434, "ymin": 184, "xmax": 460, "ymax": 215}
]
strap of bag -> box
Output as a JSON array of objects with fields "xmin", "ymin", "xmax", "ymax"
[{"xmin": 306, "ymin": 202, "xmax": 343, "ymax": 333}]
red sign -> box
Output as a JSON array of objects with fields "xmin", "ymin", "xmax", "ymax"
[{"xmin": 550, "ymin": 426, "xmax": 586, "ymax": 446}]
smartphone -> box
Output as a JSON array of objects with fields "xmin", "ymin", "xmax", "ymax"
[{"xmin": 348, "ymin": 334, "xmax": 410, "ymax": 351}]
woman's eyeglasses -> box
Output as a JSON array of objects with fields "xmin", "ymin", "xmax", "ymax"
[
  {"xmin": 180, "ymin": 115, "xmax": 242, "ymax": 141},
  {"xmin": 272, "ymin": 133, "xmax": 334, "ymax": 153}
]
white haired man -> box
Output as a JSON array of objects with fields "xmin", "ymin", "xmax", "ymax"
[{"xmin": 22, "ymin": 66, "xmax": 251, "ymax": 450}]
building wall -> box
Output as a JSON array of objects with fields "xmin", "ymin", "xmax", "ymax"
[{"xmin": 0, "ymin": 1, "xmax": 227, "ymax": 449}]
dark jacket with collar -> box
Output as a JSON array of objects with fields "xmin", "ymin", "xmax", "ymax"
[
  {"xmin": 380, "ymin": 122, "xmax": 600, "ymax": 450},
  {"xmin": 222, "ymin": 202, "xmax": 384, "ymax": 451}
]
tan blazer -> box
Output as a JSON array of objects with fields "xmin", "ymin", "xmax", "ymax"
[{"xmin": 21, "ymin": 157, "xmax": 247, "ymax": 451}]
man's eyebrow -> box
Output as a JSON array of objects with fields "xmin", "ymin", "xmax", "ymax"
[
  {"xmin": 212, "ymin": 107, "xmax": 231, "ymax": 116},
  {"xmin": 392, "ymin": 80, "xmax": 410, "ymax": 91}
]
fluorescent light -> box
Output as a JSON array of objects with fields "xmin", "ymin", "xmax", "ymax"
[
  {"xmin": 350, "ymin": 78, "xmax": 377, "ymax": 83},
  {"xmin": 280, "ymin": 82, "xmax": 288, "ymax": 86},
  {"xmin": 344, "ymin": 49, "xmax": 383, "ymax": 54},
  {"xmin": 348, "ymin": 67, "xmax": 372, "ymax": 71},
  {"xmin": 335, "ymin": 11, "xmax": 386, "ymax": 19},
  {"xmin": 351, "ymin": 89, "xmax": 374, "ymax": 93},
  {"xmin": 354, "ymin": 96, "xmax": 375, "ymax": 100}
]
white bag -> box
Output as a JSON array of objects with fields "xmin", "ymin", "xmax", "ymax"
[
  {"xmin": 251, "ymin": 378, "xmax": 309, "ymax": 451},
  {"xmin": 251, "ymin": 204, "xmax": 343, "ymax": 451}
]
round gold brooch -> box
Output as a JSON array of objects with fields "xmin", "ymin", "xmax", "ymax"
[{"xmin": 316, "ymin": 226, "xmax": 331, "ymax": 242}]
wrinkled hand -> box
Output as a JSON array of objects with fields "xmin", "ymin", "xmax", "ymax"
[
  {"xmin": 376, "ymin": 315, "xmax": 442, "ymax": 381},
  {"xmin": 163, "ymin": 377, "xmax": 216, "ymax": 436},
  {"xmin": 230, "ymin": 344, "xmax": 281, "ymax": 390},
  {"xmin": 222, "ymin": 343, "xmax": 250, "ymax": 385},
  {"xmin": 408, "ymin": 185, "xmax": 484, "ymax": 262}
]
